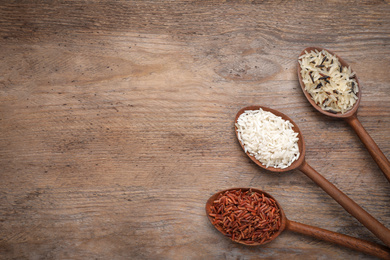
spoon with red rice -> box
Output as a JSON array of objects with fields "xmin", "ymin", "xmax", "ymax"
[
  {"xmin": 297, "ymin": 47, "xmax": 390, "ymax": 183},
  {"xmin": 234, "ymin": 105, "xmax": 390, "ymax": 248},
  {"xmin": 206, "ymin": 188, "xmax": 390, "ymax": 259}
]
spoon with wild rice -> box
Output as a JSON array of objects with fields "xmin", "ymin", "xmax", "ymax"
[
  {"xmin": 297, "ymin": 47, "xmax": 390, "ymax": 183},
  {"xmin": 206, "ymin": 188, "xmax": 390, "ymax": 259},
  {"xmin": 234, "ymin": 105, "xmax": 390, "ymax": 248}
]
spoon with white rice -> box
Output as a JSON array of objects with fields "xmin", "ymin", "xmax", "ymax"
[
  {"xmin": 235, "ymin": 105, "xmax": 390, "ymax": 248},
  {"xmin": 297, "ymin": 47, "xmax": 390, "ymax": 183}
]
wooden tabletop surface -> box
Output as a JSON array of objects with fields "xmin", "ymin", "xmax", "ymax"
[{"xmin": 1, "ymin": 1, "xmax": 390, "ymax": 259}]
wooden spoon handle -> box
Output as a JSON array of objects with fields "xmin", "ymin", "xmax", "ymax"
[
  {"xmin": 299, "ymin": 161, "xmax": 390, "ymax": 248},
  {"xmin": 286, "ymin": 220, "xmax": 390, "ymax": 259},
  {"xmin": 345, "ymin": 114, "xmax": 390, "ymax": 183}
]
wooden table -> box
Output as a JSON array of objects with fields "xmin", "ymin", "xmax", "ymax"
[{"xmin": 1, "ymin": 1, "xmax": 389, "ymax": 259}]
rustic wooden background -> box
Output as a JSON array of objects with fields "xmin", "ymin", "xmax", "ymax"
[{"xmin": 1, "ymin": 1, "xmax": 389, "ymax": 259}]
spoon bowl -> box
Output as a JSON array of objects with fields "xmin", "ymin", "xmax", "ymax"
[
  {"xmin": 205, "ymin": 187, "xmax": 286, "ymax": 246},
  {"xmin": 297, "ymin": 47, "xmax": 390, "ymax": 183},
  {"xmin": 297, "ymin": 47, "xmax": 362, "ymax": 118},
  {"xmin": 234, "ymin": 105, "xmax": 390, "ymax": 247},
  {"xmin": 235, "ymin": 105, "xmax": 306, "ymax": 172},
  {"xmin": 206, "ymin": 188, "xmax": 390, "ymax": 259}
]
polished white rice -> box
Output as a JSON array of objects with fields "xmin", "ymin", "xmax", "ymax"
[
  {"xmin": 235, "ymin": 108, "xmax": 300, "ymax": 169},
  {"xmin": 299, "ymin": 49, "xmax": 359, "ymax": 114}
]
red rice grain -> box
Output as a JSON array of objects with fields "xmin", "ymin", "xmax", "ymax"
[{"xmin": 208, "ymin": 189, "xmax": 281, "ymax": 245}]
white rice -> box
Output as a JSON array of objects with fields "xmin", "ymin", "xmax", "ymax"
[
  {"xmin": 299, "ymin": 49, "xmax": 359, "ymax": 114},
  {"xmin": 235, "ymin": 108, "xmax": 300, "ymax": 169}
]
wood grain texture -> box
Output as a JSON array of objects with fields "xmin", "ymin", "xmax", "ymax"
[{"xmin": 0, "ymin": 0, "xmax": 390, "ymax": 259}]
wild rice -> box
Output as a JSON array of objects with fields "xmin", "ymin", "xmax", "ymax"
[{"xmin": 299, "ymin": 49, "xmax": 359, "ymax": 114}]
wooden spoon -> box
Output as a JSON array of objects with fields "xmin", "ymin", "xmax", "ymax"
[
  {"xmin": 297, "ymin": 47, "xmax": 390, "ymax": 183},
  {"xmin": 234, "ymin": 105, "xmax": 390, "ymax": 248},
  {"xmin": 206, "ymin": 188, "xmax": 390, "ymax": 259}
]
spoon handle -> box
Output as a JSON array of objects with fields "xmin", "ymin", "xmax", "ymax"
[
  {"xmin": 345, "ymin": 114, "xmax": 390, "ymax": 183},
  {"xmin": 299, "ymin": 161, "xmax": 390, "ymax": 248},
  {"xmin": 286, "ymin": 220, "xmax": 390, "ymax": 260}
]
